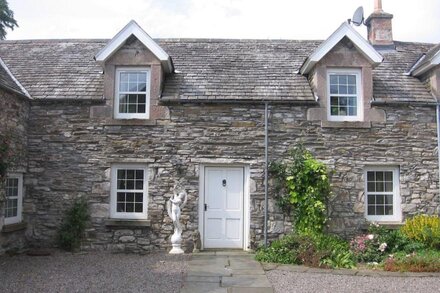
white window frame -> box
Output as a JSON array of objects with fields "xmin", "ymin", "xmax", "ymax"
[
  {"xmin": 4, "ymin": 173, "xmax": 23, "ymax": 225},
  {"xmin": 327, "ymin": 68, "xmax": 363, "ymax": 122},
  {"xmin": 114, "ymin": 67, "xmax": 151, "ymax": 119},
  {"xmin": 364, "ymin": 166, "xmax": 402, "ymax": 223},
  {"xmin": 110, "ymin": 164, "xmax": 148, "ymax": 219}
]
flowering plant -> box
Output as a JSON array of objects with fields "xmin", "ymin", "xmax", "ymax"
[{"xmin": 350, "ymin": 227, "xmax": 389, "ymax": 263}]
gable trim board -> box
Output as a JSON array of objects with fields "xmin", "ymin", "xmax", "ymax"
[
  {"xmin": 299, "ymin": 22, "xmax": 383, "ymax": 75},
  {"xmin": 410, "ymin": 51, "xmax": 440, "ymax": 77},
  {"xmin": 0, "ymin": 57, "xmax": 31, "ymax": 99},
  {"xmin": 94, "ymin": 20, "xmax": 174, "ymax": 73}
]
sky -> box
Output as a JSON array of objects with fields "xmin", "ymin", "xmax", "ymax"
[{"xmin": 6, "ymin": 0, "xmax": 440, "ymax": 43}]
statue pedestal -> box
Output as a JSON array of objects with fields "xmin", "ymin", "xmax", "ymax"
[{"xmin": 169, "ymin": 231, "xmax": 184, "ymax": 254}]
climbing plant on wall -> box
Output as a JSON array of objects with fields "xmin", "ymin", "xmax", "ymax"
[
  {"xmin": 0, "ymin": 133, "xmax": 12, "ymax": 201},
  {"xmin": 270, "ymin": 145, "xmax": 332, "ymax": 234}
]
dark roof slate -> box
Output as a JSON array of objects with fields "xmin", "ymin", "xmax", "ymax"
[
  {"xmin": 373, "ymin": 41, "xmax": 435, "ymax": 102},
  {"xmin": 0, "ymin": 57, "xmax": 28, "ymax": 97},
  {"xmin": 0, "ymin": 38, "xmax": 436, "ymax": 103}
]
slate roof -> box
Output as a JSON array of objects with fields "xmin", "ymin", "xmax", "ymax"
[
  {"xmin": 0, "ymin": 38, "xmax": 436, "ymax": 103},
  {"xmin": 0, "ymin": 57, "xmax": 29, "ymax": 98}
]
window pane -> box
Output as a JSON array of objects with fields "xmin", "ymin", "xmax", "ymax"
[
  {"xmin": 135, "ymin": 193, "xmax": 143, "ymax": 202},
  {"xmin": 117, "ymin": 180, "xmax": 126, "ymax": 189},
  {"xmin": 135, "ymin": 180, "xmax": 143, "ymax": 189},
  {"xmin": 121, "ymin": 73, "xmax": 128, "ymax": 82},
  {"xmin": 368, "ymin": 206, "xmax": 376, "ymax": 215},
  {"xmin": 385, "ymin": 195, "xmax": 393, "ymax": 204},
  {"xmin": 348, "ymin": 107, "xmax": 357, "ymax": 116},
  {"xmin": 127, "ymin": 94, "xmax": 137, "ymax": 104},
  {"xmin": 138, "ymin": 95, "xmax": 146, "ymax": 104},
  {"xmin": 137, "ymin": 104, "xmax": 146, "ymax": 113},
  {"xmin": 367, "ymin": 171, "xmax": 375, "ymax": 182},
  {"xmin": 330, "ymin": 75, "xmax": 338, "ymax": 84},
  {"xmin": 339, "ymin": 75, "xmax": 347, "ymax": 84},
  {"xmin": 385, "ymin": 172, "xmax": 393, "ymax": 182},
  {"xmin": 376, "ymin": 206, "xmax": 385, "ymax": 215},
  {"xmin": 385, "ymin": 206, "xmax": 393, "ymax": 215},
  {"xmin": 376, "ymin": 182, "xmax": 384, "ymax": 192},
  {"xmin": 117, "ymin": 193, "xmax": 125, "ymax": 202},
  {"xmin": 126, "ymin": 203, "xmax": 134, "ymax": 212},
  {"xmin": 126, "ymin": 193, "xmax": 134, "ymax": 202},
  {"xmin": 129, "ymin": 73, "xmax": 137, "ymax": 82},
  {"xmin": 117, "ymin": 203, "xmax": 125, "ymax": 212},
  {"xmin": 331, "ymin": 106, "xmax": 339, "ymax": 115},
  {"xmin": 135, "ymin": 203, "xmax": 143, "ymax": 213},
  {"xmin": 138, "ymin": 83, "xmax": 147, "ymax": 92},
  {"xmin": 128, "ymin": 104, "xmax": 137, "ymax": 113},
  {"xmin": 347, "ymin": 75, "xmax": 356, "ymax": 85},
  {"xmin": 127, "ymin": 170, "xmax": 135, "ymax": 179},
  {"xmin": 330, "ymin": 85, "xmax": 338, "ymax": 94},
  {"xmin": 376, "ymin": 195, "xmax": 384, "ymax": 204},
  {"xmin": 367, "ymin": 182, "xmax": 375, "ymax": 192},
  {"xmin": 385, "ymin": 182, "xmax": 393, "ymax": 192},
  {"xmin": 126, "ymin": 180, "xmax": 134, "ymax": 189},
  {"xmin": 347, "ymin": 85, "xmax": 356, "ymax": 95},
  {"xmin": 348, "ymin": 97, "xmax": 357, "ymax": 107},
  {"xmin": 138, "ymin": 72, "xmax": 147, "ymax": 82},
  {"xmin": 135, "ymin": 170, "xmax": 144, "ymax": 180},
  {"xmin": 368, "ymin": 194, "xmax": 376, "ymax": 204},
  {"xmin": 330, "ymin": 96, "xmax": 338, "ymax": 106},
  {"xmin": 376, "ymin": 172, "xmax": 384, "ymax": 181},
  {"xmin": 120, "ymin": 82, "xmax": 129, "ymax": 92},
  {"xmin": 339, "ymin": 97, "xmax": 347, "ymax": 106},
  {"xmin": 117, "ymin": 170, "xmax": 126, "ymax": 179},
  {"xmin": 339, "ymin": 85, "xmax": 347, "ymax": 95}
]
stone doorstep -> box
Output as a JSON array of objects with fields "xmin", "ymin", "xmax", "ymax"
[{"xmin": 221, "ymin": 275, "xmax": 272, "ymax": 288}]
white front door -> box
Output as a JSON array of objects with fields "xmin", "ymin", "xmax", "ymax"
[{"xmin": 203, "ymin": 167, "xmax": 244, "ymax": 248}]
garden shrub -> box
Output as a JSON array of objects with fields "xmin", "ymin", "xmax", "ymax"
[
  {"xmin": 401, "ymin": 214, "xmax": 440, "ymax": 249},
  {"xmin": 256, "ymin": 232, "xmax": 356, "ymax": 269},
  {"xmin": 58, "ymin": 198, "xmax": 89, "ymax": 251},
  {"xmin": 270, "ymin": 145, "xmax": 331, "ymax": 234},
  {"xmin": 384, "ymin": 250, "xmax": 440, "ymax": 272}
]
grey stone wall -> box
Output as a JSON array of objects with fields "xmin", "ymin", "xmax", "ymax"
[
  {"xmin": 0, "ymin": 89, "xmax": 30, "ymax": 254},
  {"xmin": 24, "ymin": 100, "xmax": 439, "ymax": 252}
]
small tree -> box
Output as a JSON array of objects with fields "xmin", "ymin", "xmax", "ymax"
[
  {"xmin": 0, "ymin": 0, "xmax": 18, "ymax": 40},
  {"xmin": 58, "ymin": 198, "xmax": 89, "ymax": 251},
  {"xmin": 271, "ymin": 145, "xmax": 332, "ymax": 234}
]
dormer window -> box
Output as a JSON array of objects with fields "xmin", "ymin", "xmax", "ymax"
[
  {"xmin": 114, "ymin": 68, "xmax": 150, "ymax": 119},
  {"xmin": 327, "ymin": 69, "xmax": 362, "ymax": 121}
]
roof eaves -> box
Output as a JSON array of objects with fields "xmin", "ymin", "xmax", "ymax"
[
  {"xmin": 300, "ymin": 21, "xmax": 383, "ymax": 75},
  {"xmin": 94, "ymin": 20, "xmax": 174, "ymax": 73},
  {"xmin": 0, "ymin": 57, "xmax": 32, "ymax": 99}
]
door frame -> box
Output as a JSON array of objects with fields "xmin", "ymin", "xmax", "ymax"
[{"xmin": 198, "ymin": 164, "xmax": 250, "ymax": 251}]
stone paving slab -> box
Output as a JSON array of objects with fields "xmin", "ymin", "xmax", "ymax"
[
  {"xmin": 222, "ymin": 275, "xmax": 272, "ymax": 288},
  {"xmin": 182, "ymin": 251, "xmax": 274, "ymax": 292}
]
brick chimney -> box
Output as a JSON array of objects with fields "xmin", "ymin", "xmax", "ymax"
[{"xmin": 365, "ymin": 0, "xmax": 394, "ymax": 48}]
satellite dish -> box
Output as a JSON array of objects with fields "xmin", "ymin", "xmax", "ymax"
[{"xmin": 351, "ymin": 6, "xmax": 364, "ymax": 26}]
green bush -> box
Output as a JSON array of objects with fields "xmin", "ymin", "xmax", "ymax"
[
  {"xmin": 270, "ymin": 145, "xmax": 331, "ymax": 234},
  {"xmin": 384, "ymin": 250, "xmax": 440, "ymax": 272},
  {"xmin": 58, "ymin": 198, "xmax": 89, "ymax": 251},
  {"xmin": 401, "ymin": 215, "xmax": 440, "ymax": 249},
  {"xmin": 256, "ymin": 232, "xmax": 356, "ymax": 269}
]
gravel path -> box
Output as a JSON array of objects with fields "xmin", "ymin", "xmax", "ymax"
[
  {"xmin": 0, "ymin": 251, "xmax": 188, "ymax": 293},
  {"xmin": 267, "ymin": 269, "xmax": 440, "ymax": 293}
]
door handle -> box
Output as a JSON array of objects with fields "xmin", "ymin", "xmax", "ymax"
[{"xmin": 204, "ymin": 203, "xmax": 207, "ymax": 211}]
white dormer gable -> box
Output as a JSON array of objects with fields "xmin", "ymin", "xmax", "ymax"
[
  {"xmin": 300, "ymin": 22, "xmax": 383, "ymax": 75},
  {"xmin": 95, "ymin": 20, "xmax": 174, "ymax": 73}
]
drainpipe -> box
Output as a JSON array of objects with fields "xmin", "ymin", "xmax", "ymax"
[
  {"xmin": 437, "ymin": 103, "xmax": 440, "ymax": 201},
  {"xmin": 264, "ymin": 102, "xmax": 269, "ymax": 247}
]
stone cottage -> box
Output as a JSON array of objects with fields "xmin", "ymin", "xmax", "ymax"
[{"xmin": 1, "ymin": 2, "xmax": 440, "ymax": 254}]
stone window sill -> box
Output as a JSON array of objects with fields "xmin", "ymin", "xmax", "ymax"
[
  {"xmin": 105, "ymin": 219, "xmax": 151, "ymax": 227},
  {"xmin": 321, "ymin": 121, "xmax": 372, "ymax": 129},
  {"xmin": 2, "ymin": 221, "xmax": 27, "ymax": 233},
  {"xmin": 103, "ymin": 119, "xmax": 157, "ymax": 126}
]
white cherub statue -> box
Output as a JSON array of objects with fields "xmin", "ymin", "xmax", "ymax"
[{"xmin": 167, "ymin": 184, "xmax": 187, "ymax": 254}]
